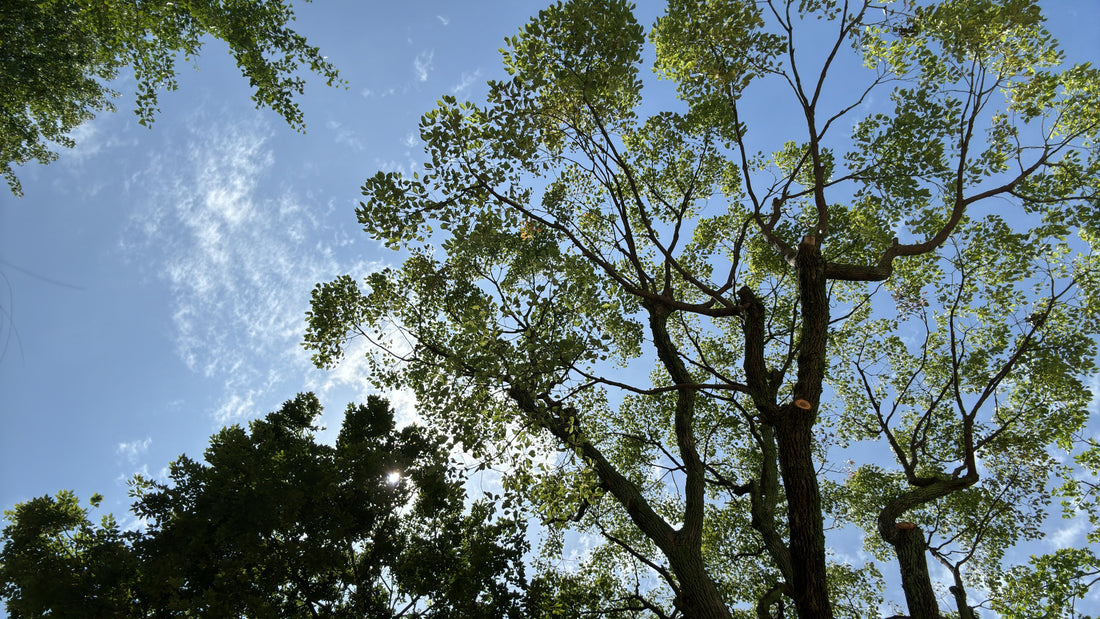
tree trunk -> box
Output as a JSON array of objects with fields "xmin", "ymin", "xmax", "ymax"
[
  {"xmin": 740, "ymin": 237, "xmax": 835, "ymax": 618},
  {"xmin": 668, "ymin": 546, "xmax": 734, "ymax": 618},
  {"xmin": 773, "ymin": 412, "xmax": 833, "ymax": 619},
  {"xmin": 892, "ymin": 523, "xmax": 942, "ymax": 619},
  {"xmin": 877, "ymin": 478, "xmax": 976, "ymax": 619},
  {"xmin": 776, "ymin": 237, "xmax": 835, "ymax": 618},
  {"xmin": 948, "ymin": 572, "xmax": 976, "ymax": 619}
]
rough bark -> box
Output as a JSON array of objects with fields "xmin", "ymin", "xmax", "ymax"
[
  {"xmin": 891, "ymin": 523, "xmax": 942, "ymax": 619},
  {"xmin": 647, "ymin": 300, "xmax": 732, "ymax": 619},
  {"xmin": 772, "ymin": 408, "xmax": 832, "ymax": 618},
  {"xmin": 667, "ymin": 546, "xmax": 735, "ymax": 619},
  {"xmin": 946, "ymin": 565, "xmax": 976, "ymax": 619},
  {"xmin": 877, "ymin": 474, "xmax": 976, "ymax": 619},
  {"xmin": 949, "ymin": 584, "xmax": 976, "ymax": 619},
  {"xmin": 741, "ymin": 237, "xmax": 834, "ymax": 618},
  {"xmin": 774, "ymin": 237, "xmax": 834, "ymax": 618},
  {"xmin": 756, "ymin": 582, "xmax": 789, "ymax": 618},
  {"xmin": 751, "ymin": 424, "xmax": 793, "ymax": 583}
]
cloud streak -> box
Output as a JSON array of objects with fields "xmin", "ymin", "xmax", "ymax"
[
  {"xmin": 126, "ymin": 116, "xmax": 379, "ymax": 424},
  {"xmin": 451, "ymin": 70, "xmax": 482, "ymax": 99},
  {"xmin": 414, "ymin": 50, "xmax": 435, "ymax": 82},
  {"xmin": 116, "ymin": 437, "xmax": 152, "ymax": 465}
]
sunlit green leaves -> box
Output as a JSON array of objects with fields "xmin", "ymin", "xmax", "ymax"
[
  {"xmin": 845, "ymin": 87, "xmax": 959, "ymax": 235},
  {"xmin": 308, "ymin": 0, "xmax": 1100, "ymax": 614},
  {"xmin": 652, "ymin": 0, "xmax": 784, "ymax": 103},
  {"xmin": 988, "ymin": 548, "xmax": 1100, "ymax": 619},
  {"xmin": 0, "ymin": 491, "xmax": 139, "ymax": 617},
  {"xmin": 863, "ymin": 0, "xmax": 1059, "ymax": 85},
  {"xmin": 502, "ymin": 0, "xmax": 644, "ymax": 131},
  {"xmin": 1, "ymin": 0, "xmax": 342, "ymax": 197}
]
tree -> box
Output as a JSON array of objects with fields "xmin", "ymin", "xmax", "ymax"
[
  {"xmin": 0, "ymin": 491, "xmax": 140, "ymax": 616},
  {"xmin": 0, "ymin": 0, "xmax": 343, "ymax": 197},
  {"xmin": 1, "ymin": 393, "xmax": 530, "ymax": 617},
  {"xmin": 305, "ymin": 0, "xmax": 1100, "ymax": 617}
]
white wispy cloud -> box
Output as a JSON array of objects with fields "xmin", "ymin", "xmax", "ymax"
[
  {"xmin": 125, "ymin": 116, "xmax": 379, "ymax": 424},
  {"xmin": 308, "ymin": 337, "xmax": 378, "ymax": 405},
  {"xmin": 213, "ymin": 389, "xmax": 259, "ymax": 425},
  {"xmin": 360, "ymin": 87, "xmax": 397, "ymax": 99},
  {"xmin": 1050, "ymin": 513, "xmax": 1089, "ymax": 549},
  {"xmin": 325, "ymin": 119, "xmax": 366, "ymax": 151},
  {"xmin": 116, "ymin": 437, "xmax": 152, "ymax": 464},
  {"xmin": 63, "ymin": 115, "xmax": 140, "ymax": 165},
  {"xmin": 451, "ymin": 70, "xmax": 482, "ymax": 99},
  {"xmin": 372, "ymin": 157, "xmax": 411, "ymax": 176},
  {"xmin": 563, "ymin": 532, "xmax": 599, "ymax": 567},
  {"xmin": 43, "ymin": 114, "xmax": 141, "ymax": 197},
  {"xmin": 413, "ymin": 50, "xmax": 435, "ymax": 82},
  {"xmin": 436, "ymin": 15, "xmax": 450, "ymax": 26},
  {"xmin": 66, "ymin": 121, "xmax": 107, "ymax": 162},
  {"xmin": 307, "ymin": 325, "xmax": 415, "ymax": 409}
]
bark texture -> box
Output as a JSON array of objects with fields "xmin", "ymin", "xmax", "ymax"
[
  {"xmin": 892, "ymin": 523, "xmax": 942, "ymax": 619},
  {"xmin": 741, "ymin": 237, "xmax": 834, "ymax": 618}
]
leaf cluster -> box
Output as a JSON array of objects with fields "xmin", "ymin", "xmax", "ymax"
[
  {"xmin": 0, "ymin": 0, "xmax": 343, "ymax": 196},
  {"xmin": 1, "ymin": 394, "xmax": 529, "ymax": 618}
]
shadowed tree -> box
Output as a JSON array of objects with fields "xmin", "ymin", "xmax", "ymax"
[
  {"xmin": 0, "ymin": 491, "xmax": 139, "ymax": 617},
  {"xmin": 1, "ymin": 394, "xmax": 530, "ymax": 617}
]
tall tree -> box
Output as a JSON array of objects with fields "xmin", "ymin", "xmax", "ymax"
[
  {"xmin": 306, "ymin": 0, "xmax": 1100, "ymax": 617},
  {"xmin": 0, "ymin": 0, "xmax": 343, "ymax": 197},
  {"xmin": 0, "ymin": 491, "xmax": 139, "ymax": 617},
  {"xmin": 1, "ymin": 394, "xmax": 530, "ymax": 617}
]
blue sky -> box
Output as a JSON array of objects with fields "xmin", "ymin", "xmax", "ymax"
[
  {"xmin": 0, "ymin": 0, "xmax": 561, "ymax": 518},
  {"xmin": 1, "ymin": 0, "xmax": 1099, "ymax": 611}
]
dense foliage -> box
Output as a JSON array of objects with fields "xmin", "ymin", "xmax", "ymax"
[
  {"xmin": 0, "ymin": 0, "xmax": 342, "ymax": 196},
  {"xmin": 305, "ymin": 0, "xmax": 1100, "ymax": 617},
  {"xmin": 0, "ymin": 394, "xmax": 530, "ymax": 617}
]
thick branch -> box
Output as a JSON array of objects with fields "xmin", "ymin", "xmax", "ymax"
[
  {"xmin": 767, "ymin": 236, "xmax": 834, "ymax": 618},
  {"xmin": 751, "ymin": 423, "xmax": 793, "ymax": 583},
  {"xmin": 645, "ymin": 300, "xmax": 707, "ymax": 545},
  {"xmin": 756, "ymin": 581, "xmax": 790, "ymax": 619},
  {"xmin": 793, "ymin": 235, "xmax": 828, "ymax": 412},
  {"xmin": 825, "ymin": 143, "xmax": 1058, "ymax": 283},
  {"xmin": 877, "ymin": 475, "xmax": 978, "ymax": 545},
  {"xmin": 506, "ymin": 385, "xmax": 677, "ymax": 553},
  {"xmin": 738, "ymin": 286, "xmax": 777, "ymax": 419}
]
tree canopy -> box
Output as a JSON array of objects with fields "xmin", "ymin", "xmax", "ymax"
[
  {"xmin": 0, "ymin": 0, "xmax": 342, "ymax": 196},
  {"xmin": 0, "ymin": 394, "xmax": 530, "ymax": 617},
  {"xmin": 305, "ymin": 0, "xmax": 1100, "ymax": 617}
]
